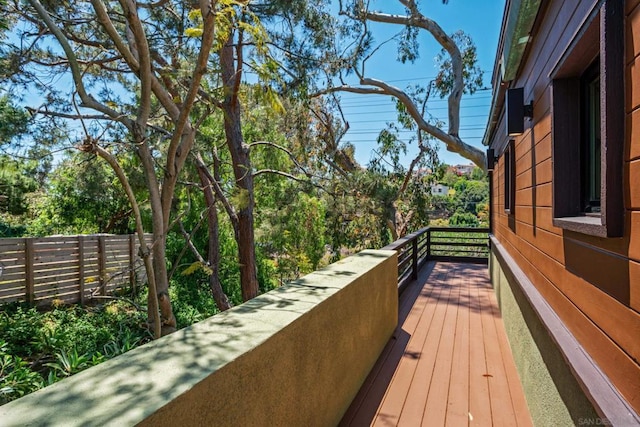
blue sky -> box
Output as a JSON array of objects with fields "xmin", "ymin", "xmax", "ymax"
[
  {"xmin": 6, "ymin": 1, "xmax": 505, "ymax": 170},
  {"xmin": 335, "ymin": 0, "xmax": 506, "ymax": 168}
]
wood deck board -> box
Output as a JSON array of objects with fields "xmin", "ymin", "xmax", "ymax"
[
  {"xmin": 419, "ymin": 268, "xmax": 459, "ymax": 425},
  {"xmin": 341, "ymin": 261, "xmax": 533, "ymax": 427},
  {"xmin": 395, "ymin": 267, "xmax": 453, "ymax": 424},
  {"xmin": 480, "ymin": 281, "xmax": 518, "ymax": 426},
  {"xmin": 372, "ymin": 264, "xmax": 446, "ymax": 426},
  {"xmin": 444, "ymin": 265, "xmax": 470, "ymax": 427},
  {"xmin": 468, "ymin": 268, "xmax": 493, "ymax": 426}
]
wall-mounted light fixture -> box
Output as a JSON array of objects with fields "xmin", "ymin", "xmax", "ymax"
[
  {"xmin": 506, "ymin": 87, "xmax": 533, "ymax": 136},
  {"xmin": 486, "ymin": 148, "xmax": 497, "ymax": 171}
]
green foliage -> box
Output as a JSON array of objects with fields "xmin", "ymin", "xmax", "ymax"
[
  {"xmin": 257, "ymin": 188, "xmax": 327, "ymax": 285},
  {"xmin": 0, "ymin": 220, "xmax": 25, "ymax": 237},
  {"xmin": 169, "ymin": 273, "xmax": 220, "ymax": 329},
  {"xmin": 434, "ymin": 30, "xmax": 485, "ymax": 97},
  {"xmin": 26, "ymin": 153, "xmax": 144, "ymax": 236},
  {"xmin": 0, "ymin": 301, "xmax": 149, "ymax": 403},
  {"xmin": 44, "ymin": 348, "xmax": 90, "ymax": 381},
  {"xmin": 0, "ymin": 302, "xmax": 148, "ymax": 357},
  {"xmin": 230, "ymin": 187, "xmax": 250, "ymax": 211},
  {"xmin": 470, "ymin": 166, "xmax": 486, "ymax": 181},
  {"xmin": 449, "ymin": 211, "xmax": 479, "ymax": 227},
  {"xmin": 0, "ymin": 155, "xmax": 38, "ymax": 216},
  {"xmin": 0, "ymin": 96, "xmax": 29, "ymax": 144},
  {"xmin": 397, "ymin": 24, "xmax": 420, "ymax": 63},
  {"xmin": 0, "ymin": 340, "xmax": 44, "ymax": 404},
  {"xmin": 457, "ymin": 180, "xmax": 488, "ymax": 214}
]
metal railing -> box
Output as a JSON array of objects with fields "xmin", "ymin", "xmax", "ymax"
[{"xmin": 382, "ymin": 226, "xmax": 489, "ymax": 293}]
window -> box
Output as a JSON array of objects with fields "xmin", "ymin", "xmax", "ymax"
[
  {"xmin": 504, "ymin": 140, "xmax": 515, "ymax": 214},
  {"xmin": 550, "ymin": 0, "xmax": 624, "ymax": 238},
  {"xmin": 581, "ymin": 59, "xmax": 601, "ymax": 214}
]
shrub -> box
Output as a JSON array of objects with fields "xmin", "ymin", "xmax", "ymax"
[
  {"xmin": 0, "ymin": 340, "xmax": 44, "ymax": 404},
  {"xmin": 0, "ymin": 300, "xmax": 150, "ymax": 403},
  {"xmin": 449, "ymin": 211, "xmax": 479, "ymax": 227}
]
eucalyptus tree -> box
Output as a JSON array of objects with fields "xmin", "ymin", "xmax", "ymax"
[
  {"xmin": 321, "ymin": 0, "xmax": 487, "ymax": 170},
  {"xmin": 185, "ymin": 1, "xmax": 341, "ymax": 301},
  {"xmin": 4, "ymin": 0, "xmax": 222, "ymax": 337}
]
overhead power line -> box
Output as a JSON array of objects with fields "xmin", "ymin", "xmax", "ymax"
[
  {"xmin": 346, "ymin": 114, "xmax": 490, "ymax": 124},
  {"xmin": 343, "ymin": 104, "xmax": 490, "ymax": 116},
  {"xmin": 338, "ymin": 91, "xmax": 491, "ymax": 106},
  {"xmin": 345, "ymin": 136, "xmax": 484, "ymax": 143}
]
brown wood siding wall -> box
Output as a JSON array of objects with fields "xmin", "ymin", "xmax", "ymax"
[{"xmin": 490, "ymin": 0, "xmax": 640, "ymax": 413}]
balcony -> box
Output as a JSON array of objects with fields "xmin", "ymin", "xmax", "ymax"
[{"xmin": 0, "ymin": 227, "xmax": 532, "ymax": 426}]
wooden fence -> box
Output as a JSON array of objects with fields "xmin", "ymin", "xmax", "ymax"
[{"xmin": 0, "ymin": 234, "xmax": 152, "ymax": 306}]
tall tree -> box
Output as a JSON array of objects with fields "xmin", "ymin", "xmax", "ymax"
[
  {"xmin": 187, "ymin": 1, "xmax": 340, "ymax": 301},
  {"xmin": 7, "ymin": 0, "xmax": 220, "ymax": 337}
]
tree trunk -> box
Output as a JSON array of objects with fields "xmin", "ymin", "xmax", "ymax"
[
  {"xmin": 196, "ymin": 162, "xmax": 232, "ymax": 311},
  {"xmin": 220, "ymin": 37, "xmax": 259, "ymax": 301},
  {"xmin": 137, "ymin": 143, "xmax": 177, "ymax": 336}
]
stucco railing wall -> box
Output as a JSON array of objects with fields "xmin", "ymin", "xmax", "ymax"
[{"xmin": 0, "ymin": 249, "xmax": 398, "ymax": 427}]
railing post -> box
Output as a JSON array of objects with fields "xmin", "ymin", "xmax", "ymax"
[
  {"xmin": 426, "ymin": 228, "xmax": 431, "ymax": 259},
  {"xmin": 412, "ymin": 237, "xmax": 418, "ymax": 280}
]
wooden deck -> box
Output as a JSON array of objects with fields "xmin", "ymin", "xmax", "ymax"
[{"xmin": 341, "ymin": 261, "xmax": 532, "ymax": 426}]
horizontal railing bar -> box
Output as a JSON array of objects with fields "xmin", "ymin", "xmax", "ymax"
[
  {"xmin": 430, "ymin": 238, "xmax": 488, "ymax": 242},
  {"xmin": 430, "ymin": 253, "xmax": 488, "ymax": 257},
  {"xmin": 429, "ymin": 227, "xmax": 490, "ymax": 233},
  {"xmin": 429, "ymin": 242, "xmax": 489, "ymax": 248},
  {"xmin": 382, "ymin": 226, "xmax": 490, "ymax": 293},
  {"xmin": 398, "ymin": 258, "xmax": 412, "ymax": 271},
  {"xmin": 381, "ymin": 227, "xmax": 429, "ymax": 251}
]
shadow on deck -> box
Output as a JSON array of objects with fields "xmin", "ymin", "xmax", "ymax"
[{"xmin": 340, "ymin": 261, "xmax": 533, "ymax": 426}]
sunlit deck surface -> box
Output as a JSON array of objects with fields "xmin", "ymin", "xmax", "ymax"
[{"xmin": 341, "ymin": 261, "xmax": 533, "ymax": 426}]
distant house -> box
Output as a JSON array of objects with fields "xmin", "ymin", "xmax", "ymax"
[
  {"xmin": 429, "ymin": 183, "xmax": 449, "ymax": 196},
  {"xmin": 484, "ymin": 0, "xmax": 640, "ymax": 425},
  {"xmin": 451, "ymin": 163, "xmax": 475, "ymax": 176},
  {"xmin": 415, "ymin": 167, "xmax": 433, "ymax": 176}
]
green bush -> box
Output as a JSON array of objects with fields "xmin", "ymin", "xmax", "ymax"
[
  {"xmin": 0, "ymin": 340, "xmax": 44, "ymax": 404},
  {"xmin": 0, "ymin": 301, "xmax": 150, "ymax": 404},
  {"xmin": 449, "ymin": 211, "xmax": 479, "ymax": 227}
]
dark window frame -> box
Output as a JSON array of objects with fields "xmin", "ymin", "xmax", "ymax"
[
  {"xmin": 550, "ymin": 0, "xmax": 624, "ymax": 238},
  {"xmin": 580, "ymin": 59, "xmax": 601, "ymax": 214}
]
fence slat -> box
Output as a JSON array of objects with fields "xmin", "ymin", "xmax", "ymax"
[
  {"xmin": 98, "ymin": 236, "xmax": 106, "ymax": 297},
  {"xmin": 129, "ymin": 235, "xmax": 136, "ymax": 296},
  {"xmin": 78, "ymin": 236, "xmax": 85, "ymax": 306},
  {"xmin": 25, "ymin": 239, "xmax": 34, "ymax": 304}
]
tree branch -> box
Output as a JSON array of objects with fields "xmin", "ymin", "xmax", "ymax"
[
  {"xmin": 27, "ymin": 108, "xmax": 113, "ymax": 121},
  {"xmin": 362, "ymin": 6, "xmax": 463, "ymax": 136},
  {"xmin": 27, "ymin": 0, "xmax": 133, "ymax": 130},
  {"xmin": 194, "ymin": 152, "xmax": 239, "ymax": 233},
  {"xmin": 316, "ymin": 78, "xmax": 485, "ymax": 170},
  {"xmin": 77, "ymin": 138, "xmax": 161, "ymax": 338},
  {"xmin": 119, "ymin": 0, "xmax": 152, "ymax": 125},
  {"xmin": 252, "ymin": 169, "xmax": 328, "ymax": 194},
  {"xmin": 165, "ymin": 0, "xmax": 218, "ymax": 179},
  {"xmin": 248, "ymin": 140, "xmax": 312, "ymax": 176},
  {"xmin": 138, "ymin": 0, "xmax": 170, "ymax": 7}
]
